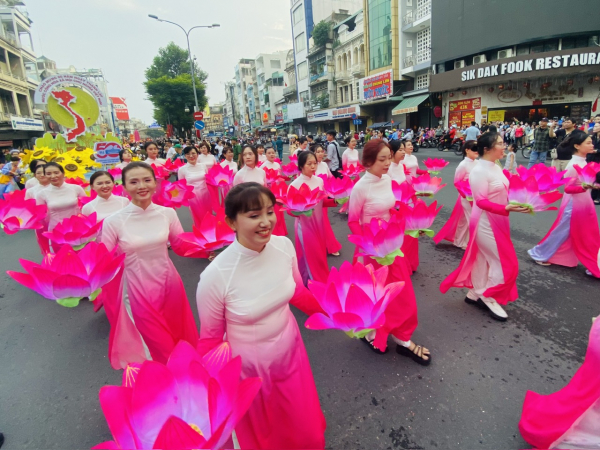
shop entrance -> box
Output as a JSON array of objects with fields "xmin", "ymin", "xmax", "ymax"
[{"xmin": 488, "ymin": 102, "xmax": 592, "ymax": 124}]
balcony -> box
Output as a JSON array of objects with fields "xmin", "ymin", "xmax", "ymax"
[
  {"xmin": 283, "ymin": 84, "xmax": 297, "ymax": 97},
  {"xmin": 351, "ymin": 63, "xmax": 365, "ymax": 78},
  {"xmin": 0, "ymin": 66, "xmax": 27, "ymax": 84},
  {"xmin": 403, "ymin": 50, "xmax": 431, "ymax": 70},
  {"xmin": 336, "ymin": 70, "xmax": 351, "ymax": 83},
  {"xmin": 402, "ymin": 0, "xmax": 431, "ymax": 32}
]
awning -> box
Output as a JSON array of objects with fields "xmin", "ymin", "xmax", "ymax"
[
  {"xmin": 370, "ymin": 122, "xmax": 392, "ymax": 129},
  {"xmin": 392, "ymin": 94, "xmax": 429, "ymax": 115}
]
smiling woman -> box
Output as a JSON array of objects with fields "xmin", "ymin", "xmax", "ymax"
[
  {"xmin": 82, "ymin": 171, "xmax": 129, "ymax": 222},
  {"xmin": 196, "ymin": 182, "xmax": 326, "ymax": 449}
]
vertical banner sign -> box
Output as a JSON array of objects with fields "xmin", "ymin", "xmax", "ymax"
[{"xmin": 110, "ymin": 97, "xmax": 130, "ymax": 121}]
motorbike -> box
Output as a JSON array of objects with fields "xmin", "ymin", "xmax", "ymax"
[{"xmin": 438, "ymin": 134, "xmax": 464, "ymax": 155}]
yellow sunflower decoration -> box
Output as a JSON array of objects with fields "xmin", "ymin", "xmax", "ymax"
[
  {"xmin": 26, "ymin": 147, "xmax": 57, "ymax": 163},
  {"xmin": 50, "ymin": 154, "xmax": 87, "ymax": 180},
  {"xmin": 66, "ymin": 146, "xmax": 101, "ymax": 168}
]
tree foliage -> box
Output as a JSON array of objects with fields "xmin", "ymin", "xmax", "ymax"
[
  {"xmin": 144, "ymin": 42, "xmax": 208, "ymax": 133},
  {"xmin": 312, "ymin": 21, "xmax": 332, "ymax": 48}
]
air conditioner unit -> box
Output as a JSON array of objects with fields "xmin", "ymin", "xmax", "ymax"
[
  {"xmin": 473, "ymin": 54, "xmax": 487, "ymax": 65},
  {"xmin": 454, "ymin": 60, "xmax": 465, "ymax": 69},
  {"xmin": 498, "ymin": 49, "xmax": 514, "ymax": 59}
]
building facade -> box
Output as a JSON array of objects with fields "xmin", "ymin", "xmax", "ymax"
[
  {"xmin": 254, "ymin": 51, "xmax": 289, "ymax": 130},
  {"xmin": 234, "ymin": 59, "xmax": 254, "ymax": 132},
  {"xmin": 430, "ymin": 1, "xmax": 600, "ymax": 128}
]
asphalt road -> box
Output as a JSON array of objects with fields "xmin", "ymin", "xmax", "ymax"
[{"xmin": 1, "ymin": 145, "xmax": 598, "ymax": 450}]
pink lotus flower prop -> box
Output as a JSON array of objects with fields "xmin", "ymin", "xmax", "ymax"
[
  {"xmin": 163, "ymin": 158, "xmax": 184, "ymax": 173},
  {"xmin": 455, "ymin": 179, "xmax": 473, "ymax": 201},
  {"xmin": 573, "ymin": 162, "xmax": 600, "ymax": 189},
  {"xmin": 392, "ymin": 180, "xmax": 416, "ymax": 206},
  {"xmin": 108, "ymin": 167, "xmax": 122, "ymax": 184},
  {"xmin": 283, "ymin": 184, "xmax": 326, "ymax": 217},
  {"xmin": 322, "ymin": 174, "xmax": 354, "ymax": 205},
  {"xmin": 289, "ymin": 154, "xmax": 298, "ymax": 164},
  {"xmin": 270, "ymin": 180, "xmax": 288, "ymax": 203},
  {"xmin": 179, "ymin": 210, "xmax": 235, "ymax": 255},
  {"xmin": 151, "ymin": 163, "xmax": 171, "ymax": 180},
  {"xmin": 399, "ymin": 199, "xmax": 442, "ymax": 237},
  {"xmin": 281, "ymin": 162, "xmax": 300, "ymax": 178},
  {"xmin": 348, "ymin": 215, "xmax": 406, "ymax": 265},
  {"xmin": 262, "ymin": 167, "xmax": 281, "ymax": 185},
  {"xmin": 305, "ymin": 261, "xmax": 405, "ymax": 338},
  {"xmin": 516, "ymin": 164, "xmax": 568, "ymax": 193},
  {"xmin": 423, "ymin": 158, "xmax": 449, "ymax": 175},
  {"xmin": 152, "ymin": 179, "xmax": 195, "ymax": 209},
  {"xmin": 43, "ymin": 213, "xmax": 102, "ymax": 249},
  {"xmin": 508, "ymin": 175, "xmax": 562, "ymax": 214},
  {"xmin": 205, "ymin": 163, "xmax": 235, "ymax": 187},
  {"xmin": 0, "ymin": 190, "xmax": 47, "ymax": 235},
  {"xmin": 94, "ymin": 341, "xmax": 262, "ymax": 450},
  {"xmin": 342, "ymin": 163, "xmax": 365, "ymax": 178},
  {"xmin": 411, "ymin": 173, "xmax": 446, "ymax": 197},
  {"xmin": 65, "ymin": 177, "xmax": 90, "ymax": 189},
  {"xmin": 7, "ymin": 242, "xmax": 124, "ymax": 307}
]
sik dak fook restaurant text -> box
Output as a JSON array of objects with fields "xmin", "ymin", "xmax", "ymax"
[{"xmin": 430, "ymin": 47, "xmax": 600, "ymax": 126}]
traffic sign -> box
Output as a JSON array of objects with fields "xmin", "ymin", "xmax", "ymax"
[
  {"xmin": 353, "ymin": 119, "xmax": 362, "ymax": 125},
  {"xmin": 351, "ymin": 113, "xmax": 357, "ymax": 120},
  {"xmin": 194, "ymin": 120, "xmax": 205, "ymax": 130},
  {"xmin": 194, "ymin": 111, "xmax": 204, "ymax": 120}
]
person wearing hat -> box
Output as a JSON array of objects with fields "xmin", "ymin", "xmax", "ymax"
[
  {"xmin": 527, "ymin": 118, "xmax": 555, "ymax": 168},
  {"xmin": 168, "ymin": 143, "xmax": 182, "ymax": 162}
]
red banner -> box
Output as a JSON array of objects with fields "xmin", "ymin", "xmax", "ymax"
[
  {"xmin": 110, "ymin": 97, "xmax": 130, "ymax": 121},
  {"xmin": 449, "ymin": 97, "xmax": 481, "ymax": 112}
]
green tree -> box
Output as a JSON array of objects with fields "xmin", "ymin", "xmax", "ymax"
[
  {"xmin": 144, "ymin": 42, "xmax": 208, "ymax": 133},
  {"xmin": 311, "ymin": 20, "xmax": 332, "ymax": 48}
]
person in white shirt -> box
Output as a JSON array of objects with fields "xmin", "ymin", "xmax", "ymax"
[
  {"xmin": 342, "ymin": 137, "xmax": 360, "ymax": 168},
  {"xmin": 144, "ymin": 142, "xmax": 166, "ymax": 166},
  {"xmin": 82, "ymin": 171, "xmax": 130, "ymax": 222}
]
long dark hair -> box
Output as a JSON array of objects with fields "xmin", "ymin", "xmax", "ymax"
[
  {"xmin": 225, "ymin": 182, "xmax": 276, "ymax": 220},
  {"xmin": 476, "ymin": 132, "xmax": 500, "ymax": 156},
  {"xmin": 557, "ymin": 130, "xmax": 590, "ymax": 155}
]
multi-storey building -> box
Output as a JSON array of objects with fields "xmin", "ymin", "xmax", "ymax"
[
  {"xmin": 0, "ymin": 3, "xmax": 43, "ymax": 148},
  {"xmin": 254, "ymin": 51, "xmax": 289, "ymax": 131},
  {"xmin": 234, "ymin": 59, "xmax": 254, "ymax": 132},
  {"xmin": 223, "ymin": 81, "xmax": 236, "ymax": 133},
  {"xmin": 430, "ymin": 1, "xmax": 600, "ymax": 128}
]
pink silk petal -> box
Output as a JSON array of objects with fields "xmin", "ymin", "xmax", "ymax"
[
  {"xmin": 98, "ymin": 386, "xmax": 139, "ymax": 450},
  {"xmin": 152, "ymin": 415, "xmax": 208, "ymax": 450}
]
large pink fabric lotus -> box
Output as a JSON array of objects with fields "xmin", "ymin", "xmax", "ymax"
[
  {"xmin": 108, "ymin": 167, "xmax": 122, "ymax": 183},
  {"xmin": 573, "ymin": 162, "xmax": 600, "ymax": 188},
  {"xmin": 151, "ymin": 163, "xmax": 171, "ymax": 180},
  {"xmin": 508, "ymin": 175, "xmax": 563, "ymax": 214},
  {"xmin": 262, "ymin": 167, "xmax": 281, "ymax": 185},
  {"xmin": 93, "ymin": 341, "xmax": 262, "ymax": 450},
  {"xmin": 348, "ymin": 215, "xmax": 405, "ymax": 265},
  {"xmin": 269, "ymin": 180, "xmax": 288, "ymax": 202},
  {"xmin": 283, "ymin": 183, "xmax": 326, "ymax": 217},
  {"xmin": 281, "ymin": 162, "xmax": 300, "ymax": 178},
  {"xmin": 43, "ymin": 212, "xmax": 103, "ymax": 249},
  {"xmin": 152, "ymin": 179, "xmax": 195, "ymax": 209},
  {"xmin": 205, "ymin": 164, "xmax": 235, "ymax": 187},
  {"xmin": 289, "ymin": 154, "xmax": 298, "ymax": 164},
  {"xmin": 164, "ymin": 158, "xmax": 184, "ymax": 173},
  {"xmin": 411, "ymin": 173, "xmax": 446, "ymax": 197},
  {"xmin": 322, "ymin": 174, "xmax": 354, "ymax": 204},
  {"xmin": 342, "ymin": 163, "xmax": 365, "ymax": 178},
  {"xmin": 399, "ymin": 199, "xmax": 442, "ymax": 237},
  {"xmin": 7, "ymin": 242, "xmax": 124, "ymax": 307},
  {"xmin": 455, "ymin": 179, "xmax": 473, "ymax": 201},
  {"xmin": 179, "ymin": 210, "xmax": 235, "ymax": 255},
  {"xmin": 0, "ymin": 190, "xmax": 47, "ymax": 235},
  {"xmin": 391, "ymin": 180, "xmax": 416, "ymax": 206},
  {"xmin": 423, "ymin": 158, "xmax": 449, "ymax": 175},
  {"xmin": 305, "ymin": 261, "xmax": 405, "ymax": 338},
  {"xmin": 65, "ymin": 177, "xmax": 90, "ymax": 189},
  {"xmin": 515, "ymin": 164, "xmax": 568, "ymax": 193}
]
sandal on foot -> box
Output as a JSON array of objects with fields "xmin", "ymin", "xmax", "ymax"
[
  {"xmin": 535, "ymin": 260, "xmax": 551, "ymax": 266},
  {"xmin": 360, "ymin": 337, "xmax": 388, "ymax": 355},
  {"xmin": 396, "ymin": 342, "xmax": 431, "ymax": 366},
  {"xmin": 330, "ymin": 251, "xmax": 340, "ymax": 256}
]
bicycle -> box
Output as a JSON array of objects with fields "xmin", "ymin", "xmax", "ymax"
[{"xmin": 520, "ymin": 141, "xmax": 534, "ymax": 159}]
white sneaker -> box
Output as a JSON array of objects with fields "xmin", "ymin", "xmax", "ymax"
[{"xmin": 482, "ymin": 298, "xmax": 508, "ymax": 321}]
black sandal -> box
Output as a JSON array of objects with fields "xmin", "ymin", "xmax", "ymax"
[
  {"xmin": 396, "ymin": 342, "xmax": 431, "ymax": 366},
  {"xmin": 360, "ymin": 336, "xmax": 388, "ymax": 355}
]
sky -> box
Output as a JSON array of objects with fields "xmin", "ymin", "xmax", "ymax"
[{"xmin": 26, "ymin": 0, "xmax": 293, "ymax": 125}]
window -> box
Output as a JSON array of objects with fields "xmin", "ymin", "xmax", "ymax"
[
  {"xmin": 368, "ymin": 0, "xmax": 392, "ymax": 70},
  {"xmin": 561, "ymin": 38, "xmax": 574, "ymax": 50},
  {"xmin": 270, "ymin": 60, "xmax": 281, "ymax": 69},
  {"xmin": 293, "ymin": 5, "xmax": 304, "ymax": 24},
  {"xmin": 516, "ymin": 44, "xmax": 530, "ymax": 55},
  {"xmin": 530, "ymin": 43, "xmax": 544, "ymax": 54},
  {"xmin": 544, "ymin": 40, "xmax": 558, "ymax": 52},
  {"xmin": 297, "ymin": 61, "xmax": 308, "ymax": 80},
  {"xmin": 300, "ymin": 90, "xmax": 310, "ymax": 108},
  {"xmin": 416, "ymin": 27, "xmax": 430, "ymax": 63},
  {"xmin": 295, "ymin": 32, "xmax": 306, "ymax": 53},
  {"xmin": 416, "ymin": 73, "xmax": 429, "ymax": 89}
]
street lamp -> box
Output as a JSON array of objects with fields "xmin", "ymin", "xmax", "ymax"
[{"xmin": 148, "ymin": 14, "xmax": 220, "ymax": 112}]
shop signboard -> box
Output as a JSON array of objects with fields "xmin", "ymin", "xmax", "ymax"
[
  {"xmin": 275, "ymin": 113, "xmax": 284, "ymax": 124},
  {"xmin": 448, "ymin": 111, "xmax": 461, "ymax": 125},
  {"xmin": 360, "ymin": 70, "xmax": 393, "ymax": 102},
  {"xmin": 283, "ymin": 102, "xmax": 305, "ymax": 122},
  {"xmin": 10, "ymin": 116, "xmax": 44, "ymax": 132},
  {"xmin": 449, "ymin": 97, "xmax": 481, "ymax": 112},
  {"xmin": 307, "ymin": 105, "xmax": 361, "ymax": 122},
  {"xmin": 488, "ymin": 110, "xmax": 505, "ymax": 122},
  {"xmin": 461, "ymin": 110, "xmax": 476, "ymax": 127}
]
